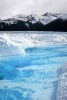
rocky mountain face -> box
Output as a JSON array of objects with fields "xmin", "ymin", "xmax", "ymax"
[{"xmin": 0, "ymin": 13, "xmax": 67, "ymax": 31}]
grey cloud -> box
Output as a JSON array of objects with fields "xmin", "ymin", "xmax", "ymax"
[{"xmin": 0, "ymin": 0, "xmax": 67, "ymax": 19}]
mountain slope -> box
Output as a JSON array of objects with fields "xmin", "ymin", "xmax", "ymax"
[
  {"xmin": 44, "ymin": 14, "xmax": 67, "ymax": 31},
  {"xmin": 39, "ymin": 13, "xmax": 61, "ymax": 25}
]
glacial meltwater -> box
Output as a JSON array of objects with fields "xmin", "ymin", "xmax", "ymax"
[{"xmin": 0, "ymin": 31, "xmax": 67, "ymax": 100}]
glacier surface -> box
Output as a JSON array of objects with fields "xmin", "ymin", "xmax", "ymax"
[
  {"xmin": 0, "ymin": 31, "xmax": 67, "ymax": 100},
  {"xmin": 0, "ymin": 31, "xmax": 67, "ymax": 56}
]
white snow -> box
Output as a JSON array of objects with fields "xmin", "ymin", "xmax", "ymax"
[
  {"xmin": 1, "ymin": 13, "xmax": 67, "ymax": 27},
  {"xmin": 59, "ymin": 14, "xmax": 67, "ymax": 20},
  {"xmin": 0, "ymin": 13, "xmax": 62, "ymax": 25},
  {"xmin": 1, "ymin": 18, "xmax": 18, "ymax": 25},
  {"xmin": 28, "ymin": 14, "xmax": 39, "ymax": 24},
  {"xmin": 0, "ymin": 33, "xmax": 26, "ymax": 56},
  {"xmin": 38, "ymin": 13, "xmax": 59, "ymax": 25},
  {"xmin": 13, "ymin": 14, "xmax": 28, "ymax": 22},
  {"xmin": 10, "ymin": 14, "xmax": 39, "ymax": 24}
]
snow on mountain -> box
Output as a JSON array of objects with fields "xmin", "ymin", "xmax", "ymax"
[
  {"xmin": 0, "ymin": 14, "xmax": 39, "ymax": 26},
  {"xmin": 13, "ymin": 14, "xmax": 39, "ymax": 24},
  {"xmin": 1, "ymin": 18, "xmax": 18, "ymax": 25},
  {"xmin": 49, "ymin": 13, "xmax": 67, "ymax": 22},
  {"xmin": 0, "ymin": 13, "xmax": 62, "ymax": 25},
  {"xmin": 28, "ymin": 14, "xmax": 39, "ymax": 24},
  {"xmin": 0, "ymin": 13, "xmax": 67, "ymax": 31},
  {"xmin": 13, "ymin": 14, "xmax": 28, "ymax": 22},
  {"xmin": 58, "ymin": 14, "xmax": 67, "ymax": 20},
  {"xmin": 41, "ymin": 13, "xmax": 67, "ymax": 32},
  {"xmin": 38, "ymin": 13, "xmax": 61, "ymax": 25}
]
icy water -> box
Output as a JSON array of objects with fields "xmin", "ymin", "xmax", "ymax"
[{"xmin": 0, "ymin": 31, "xmax": 67, "ymax": 100}]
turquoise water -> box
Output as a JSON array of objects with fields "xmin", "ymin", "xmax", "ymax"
[{"xmin": 0, "ymin": 44, "xmax": 67, "ymax": 100}]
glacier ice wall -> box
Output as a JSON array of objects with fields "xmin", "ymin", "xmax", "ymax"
[
  {"xmin": 57, "ymin": 63, "xmax": 67, "ymax": 100},
  {"xmin": 0, "ymin": 33, "xmax": 25, "ymax": 56}
]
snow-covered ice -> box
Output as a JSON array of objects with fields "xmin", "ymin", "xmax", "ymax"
[{"xmin": 0, "ymin": 31, "xmax": 67, "ymax": 56}]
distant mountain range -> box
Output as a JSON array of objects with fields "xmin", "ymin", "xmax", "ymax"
[{"xmin": 0, "ymin": 13, "xmax": 67, "ymax": 31}]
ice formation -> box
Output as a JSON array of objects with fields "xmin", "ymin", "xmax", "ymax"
[
  {"xmin": 57, "ymin": 63, "xmax": 67, "ymax": 100},
  {"xmin": 0, "ymin": 32, "xmax": 67, "ymax": 57},
  {"xmin": 0, "ymin": 33, "xmax": 25, "ymax": 56}
]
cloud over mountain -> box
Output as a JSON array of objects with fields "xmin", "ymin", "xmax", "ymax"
[{"xmin": 0, "ymin": 0, "xmax": 67, "ymax": 19}]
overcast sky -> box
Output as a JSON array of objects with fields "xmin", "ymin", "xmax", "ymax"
[{"xmin": 0, "ymin": 0, "xmax": 67, "ymax": 19}]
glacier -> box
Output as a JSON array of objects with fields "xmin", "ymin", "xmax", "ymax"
[
  {"xmin": 0, "ymin": 31, "xmax": 67, "ymax": 100},
  {"xmin": 0, "ymin": 32, "xmax": 67, "ymax": 56},
  {"xmin": 57, "ymin": 63, "xmax": 67, "ymax": 100}
]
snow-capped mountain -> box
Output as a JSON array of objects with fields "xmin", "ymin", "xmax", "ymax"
[
  {"xmin": 1, "ymin": 13, "xmax": 60, "ymax": 25},
  {"xmin": 0, "ymin": 13, "xmax": 67, "ymax": 31},
  {"xmin": 44, "ymin": 13, "xmax": 67, "ymax": 31},
  {"xmin": 0, "ymin": 14, "xmax": 38, "ymax": 25},
  {"xmin": 14, "ymin": 13, "xmax": 62, "ymax": 25}
]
